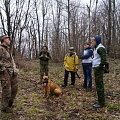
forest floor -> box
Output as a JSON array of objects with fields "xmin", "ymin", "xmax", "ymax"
[{"xmin": 0, "ymin": 58, "xmax": 120, "ymax": 120}]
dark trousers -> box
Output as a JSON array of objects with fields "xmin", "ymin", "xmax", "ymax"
[
  {"xmin": 93, "ymin": 67, "xmax": 105, "ymax": 106},
  {"xmin": 64, "ymin": 69, "xmax": 75, "ymax": 86},
  {"xmin": 40, "ymin": 64, "xmax": 48, "ymax": 83}
]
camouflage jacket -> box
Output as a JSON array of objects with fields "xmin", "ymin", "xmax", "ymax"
[
  {"xmin": 0, "ymin": 45, "xmax": 13, "ymax": 72},
  {"xmin": 39, "ymin": 51, "xmax": 51, "ymax": 65},
  {"xmin": 97, "ymin": 47, "xmax": 106, "ymax": 68}
]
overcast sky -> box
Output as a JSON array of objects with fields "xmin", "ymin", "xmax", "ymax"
[
  {"xmin": 81, "ymin": 0, "xmax": 102, "ymax": 7},
  {"xmin": 82, "ymin": 0, "xmax": 91, "ymax": 5}
]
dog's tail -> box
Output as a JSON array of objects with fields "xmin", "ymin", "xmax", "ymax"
[{"xmin": 54, "ymin": 89, "xmax": 63, "ymax": 95}]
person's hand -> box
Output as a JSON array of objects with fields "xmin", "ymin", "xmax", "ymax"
[
  {"xmin": 4, "ymin": 70, "xmax": 7, "ymax": 73},
  {"xmin": 74, "ymin": 69, "xmax": 77, "ymax": 73},
  {"xmin": 13, "ymin": 72, "xmax": 18, "ymax": 76},
  {"xmin": 45, "ymin": 55, "xmax": 47, "ymax": 58},
  {"xmin": 41, "ymin": 55, "xmax": 43, "ymax": 57}
]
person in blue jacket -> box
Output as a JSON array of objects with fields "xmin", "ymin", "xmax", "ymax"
[{"xmin": 80, "ymin": 42, "xmax": 93, "ymax": 91}]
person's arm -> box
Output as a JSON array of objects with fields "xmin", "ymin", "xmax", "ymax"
[
  {"xmin": 0, "ymin": 48, "xmax": 6, "ymax": 72},
  {"xmin": 64, "ymin": 54, "xmax": 67, "ymax": 66},
  {"xmin": 79, "ymin": 52, "xmax": 84, "ymax": 59},
  {"xmin": 97, "ymin": 47, "xmax": 106, "ymax": 67},
  {"xmin": 39, "ymin": 51, "xmax": 42, "ymax": 59},
  {"xmin": 46, "ymin": 52, "xmax": 51, "ymax": 60},
  {"xmin": 80, "ymin": 50, "xmax": 93, "ymax": 59}
]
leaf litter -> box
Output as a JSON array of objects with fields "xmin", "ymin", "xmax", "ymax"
[{"xmin": 0, "ymin": 58, "xmax": 120, "ymax": 119}]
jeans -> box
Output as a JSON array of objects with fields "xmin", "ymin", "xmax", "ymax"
[
  {"xmin": 64, "ymin": 69, "xmax": 75, "ymax": 86},
  {"xmin": 83, "ymin": 66, "xmax": 92, "ymax": 89}
]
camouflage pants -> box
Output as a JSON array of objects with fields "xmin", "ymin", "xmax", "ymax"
[
  {"xmin": 40, "ymin": 64, "xmax": 48, "ymax": 83},
  {"xmin": 93, "ymin": 67, "xmax": 105, "ymax": 106},
  {"xmin": 0, "ymin": 71, "xmax": 18, "ymax": 110}
]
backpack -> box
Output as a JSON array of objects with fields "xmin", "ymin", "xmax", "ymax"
[{"xmin": 104, "ymin": 62, "xmax": 109, "ymax": 73}]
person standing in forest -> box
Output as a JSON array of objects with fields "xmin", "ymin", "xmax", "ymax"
[
  {"xmin": 92, "ymin": 36, "xmax": 106, "ymax": 108},
  {"xmin": 39, "ymin": 45, "xmax": 51, "ymax": 84},
  {"xmin": 80, "ymin": 42, "xmax": 93, "ymax": 92},
  {"xmin": 62, "ymin": 47, "xmax": 79, "ymax": 87},
  {"xmin": 0, "ymin": 35, "xmax": 18, "ymax": 113}
]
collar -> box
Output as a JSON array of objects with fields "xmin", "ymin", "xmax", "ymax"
[{"xmin": 0, "ymin": 44, "xmax": 8, "ymax": 49}]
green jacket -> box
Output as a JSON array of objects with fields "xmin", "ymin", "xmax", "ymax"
[{"xmin": 39, "ymin": 51, "xmax": 51, "ymax": 65}]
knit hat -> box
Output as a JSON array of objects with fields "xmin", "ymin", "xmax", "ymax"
[{"xmin": 69, "ymin": 47, "xmax": 74, "ymax": 52}]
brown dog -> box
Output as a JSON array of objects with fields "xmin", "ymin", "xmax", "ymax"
[{"xmin": 42, "ymin": 76, "xmax": 63, "ymax": 99}]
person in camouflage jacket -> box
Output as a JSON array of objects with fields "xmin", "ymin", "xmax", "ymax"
[
  {"xmin": 0, "ymin": 35, "xmax": 18, "ymax": 113},
  {"xmin": 39, "ymin": 45, "xmax": 51, "ymax": 84},
  {"xmin": 92, "ymin": 36, "xmax": 106, "ymax": 108}
]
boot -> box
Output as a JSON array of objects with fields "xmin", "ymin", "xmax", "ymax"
[
  {"xmin": 1, "ymin": 107, "xmax": 13, "ymax": 113},
  {"xmin": 9, "ymin": 100, "xmax": 13, "ymax": 107},
  {"xmin": 6, "ymin": 107, "xmax": 13, "ymax": 113}
]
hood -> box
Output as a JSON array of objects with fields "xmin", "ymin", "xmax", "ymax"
[
  {"xmin": 73, "ymin": 52, "xmax": 76, "ymax": 56},
  {"xmin": 94, "ymin": 36, "xmax": 101, "ymax": 46},
  {"xmin": 68, "ymin": 52, "xmax": 76, "ymax": 57}
]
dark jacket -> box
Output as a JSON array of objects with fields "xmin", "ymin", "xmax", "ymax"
[
  {"xmin": 39, "ymin": 51, "xmax": 51, "ymax": 65},
  {"xmin": 80, "ymin": 46, "xmax": 93, "ymax": 67}
]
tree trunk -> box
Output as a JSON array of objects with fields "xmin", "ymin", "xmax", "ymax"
[{"xmin": 108, "ymin": 0, "xmax": 111, "ymax": 55}]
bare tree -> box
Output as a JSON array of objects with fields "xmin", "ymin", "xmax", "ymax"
[
  {"xmin": 107, "ymin": 0, "xmax": 111, "ymax": 55},
  {"xmin": 41, "ymin": 0, "xmax": 47, "ymax": 46},
  {"xmin": 68, "ymin": 0, "xmax": 71, "ymax": 46},
  {"xmin": 87, "ymin": 0, "xmax": 91, "ymax": 43},
  {"xmin": 34, "ymin": 0, "xmax": 41, "ymax": 53},
  {"xmin": 51, "ymin": 0, "xmax": 62, "ymax": 62},
  {"xmin": 0, "ymin": 0, "xmax": 120, "ymax": 60}
]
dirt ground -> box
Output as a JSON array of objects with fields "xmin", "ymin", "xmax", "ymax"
[{"xmin": 0, "ymin": 58, "xmax": 120, "ymax": 120}]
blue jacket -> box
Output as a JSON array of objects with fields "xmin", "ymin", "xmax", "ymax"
[{"xmin": 80, "ymin": 46, "xmax": 93, "ymax": 67}]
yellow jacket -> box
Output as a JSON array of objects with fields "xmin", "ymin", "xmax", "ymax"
[{"xmin": 64, "ymin": 52, "xmax": 79, "ymax": 71}]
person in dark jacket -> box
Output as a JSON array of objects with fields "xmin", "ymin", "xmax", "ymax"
[
  {"xmin": 80, "ymin": 42, "xmax": 93, "ymax": 91},
  {"xmin": 39, "ymin": 46, "xmax": 51, "ymax": 84},
  {"xmin": 92, "ymin": 36, "xmax": 106, "ymax": 108}
]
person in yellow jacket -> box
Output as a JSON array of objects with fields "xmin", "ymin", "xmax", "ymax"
[{"xmin": 62, "ymin": 47, "xmax": 79, "ymax": 87}]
